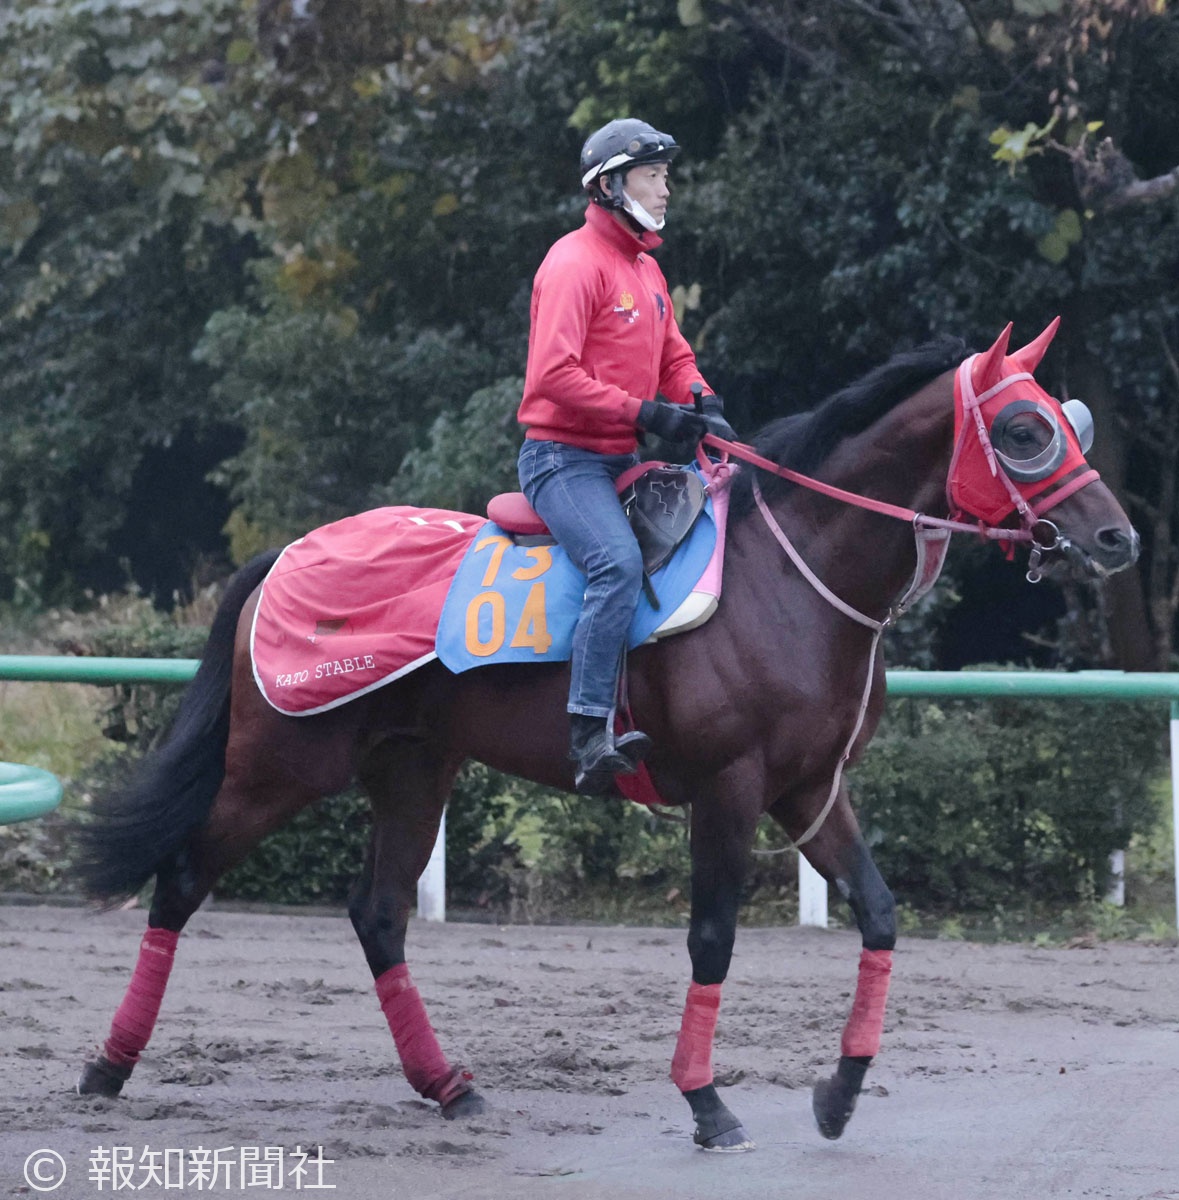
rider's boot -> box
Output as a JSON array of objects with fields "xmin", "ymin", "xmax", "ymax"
[{"xmin": 569, "ymin": 715, "xmax": 651, "ymax": 796}]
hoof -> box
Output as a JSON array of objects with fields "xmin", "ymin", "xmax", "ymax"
[
  {"xmin": 695, "ymin": 1123, "xmax": 755, "ymax": 1153},
  {"xmin": 441, "ymin": 1088, "xmax": 487, "ymax": 1121},
  {"xmin": 813, "ymin": 1074, "xmax": 858, "ymax": 1140},
  {"xmin": 686, "ymin": 1085, "xmax": 754, "ymax": 1152},
  {"xmin": 77, "ymin": 1057, "xmax": 131, "ymax": 1098}
]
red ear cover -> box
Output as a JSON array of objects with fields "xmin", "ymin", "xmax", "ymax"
[
  {"xmin": 971, "ymin": 322, "xmax": 1013, "ymax": 393},
  {"xmin": 1009, "ymin": 315, "xmax": 1061, "ymax": 375}
]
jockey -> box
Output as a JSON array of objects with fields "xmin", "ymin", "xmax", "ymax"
[{"xmin": 516, "ymin": 117, "xmax": 738, "ymax": 795}]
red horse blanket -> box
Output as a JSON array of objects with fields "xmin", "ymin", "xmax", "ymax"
[
  {"xmin": 250, "ymin": 507, "xmax": 481, "ymax": 715},
  {"xmin": 251, "ymin": 465, "xmax": 732, "ymax": 718}
]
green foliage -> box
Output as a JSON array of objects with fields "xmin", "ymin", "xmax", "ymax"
[
  {"xmin": 382, "ymin": 376, "xmax": 524, "ymax": 513},
  {"xmin": 851, "ymin": 695, "xmax": 1167, "ymax": 909},
  {"xmin": 3, "ymin": 0, "xmax": 1175, "ymax": 670},
  {"xmin": 3, "ymin": 0, "xmax": 1178, "ymax": 915},
  {"xmin": 85, "ymin": 616, "xmax": 211, "ymax": 752},
  {"xmin": 198, "ymin": 300, "xmax": 496, "ymax": 539},
  {"xmin": 215, "ymin": 791, "xmax": 372, "ymax": 905},
  {"xmin": 0, "ymin": 0, "xmax": 250, "ymax": 601}
]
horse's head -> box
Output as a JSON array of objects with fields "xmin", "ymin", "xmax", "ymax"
[{"xmin": 948, "ymin": 319, "xmax": 1139, "ymax": 580}]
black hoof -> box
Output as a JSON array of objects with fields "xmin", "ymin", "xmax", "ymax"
[
  {"xmin": 77, "ymin": 1057, "xmax": 131, "ymax": 1098},
  {"xmin": 695, "ymin": 1122, "xmax": 755, "ymax": 1153},
  {"xmin": 813, "ymin": 1074, "xmax": 858, "ymax": 1140},
  {"xmin": 441, "ymin": 1089, "xmax": 487, "ymax": 1121},
  {"xmin": 685, "ymin": 1084, "xmax": 755, "ymax": 1153}
]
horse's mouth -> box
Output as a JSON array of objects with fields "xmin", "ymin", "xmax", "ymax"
[{"xmin": 1040, "ymin": 536, "xmax": 1137, "ymax": 581}]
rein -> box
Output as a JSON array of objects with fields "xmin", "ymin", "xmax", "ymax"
[
  {"xmin": 699, "ymin": 433, "xmax": 1036, "ymax": 544},
  {"xmin": 702, "ymin": 360, "xmax": 1094, "ymax": 850},
  {"xmin": 697, "ymin": 350, "xmax": 1102, "ymax": 584}
]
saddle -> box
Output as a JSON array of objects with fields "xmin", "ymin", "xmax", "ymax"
[{"xmin": 487, "ymin": 463, "xmax": 707, "ymax": 576}]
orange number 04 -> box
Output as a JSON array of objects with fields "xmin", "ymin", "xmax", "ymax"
[{"xmin": 464, "ymin": 537, "xmax": 554, "ymax": 657}]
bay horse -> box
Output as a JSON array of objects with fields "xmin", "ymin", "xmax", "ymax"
[{"xmin": 76, "ymin": 322, "xmax": 1138, "ymax": 1152}]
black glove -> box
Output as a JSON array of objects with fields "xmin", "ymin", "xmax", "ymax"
[
  {"xmin": 700, "ymin": 393, "xmax": 738, "ymax": 442},
  {"xmin": 636, "ymin": 399, "xmax": 709, "ymax": 443}
]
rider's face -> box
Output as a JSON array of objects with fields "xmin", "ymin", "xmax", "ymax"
[{"xmin": 621, "ymin": 162, "xmax": 670, "ymax": 223}]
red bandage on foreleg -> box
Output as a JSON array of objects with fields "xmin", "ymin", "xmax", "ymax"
[
  {"xmin": 670, "ymin": 981, "xmax": 722, "ymax": 1092},
  {"xmin": 103, "ymin": 927, "xmax": 180, "ymax": 1068},
  {"xmin": 840, "ymin": 948, "xmax": 893, "ymax": 1058},
  {"xmin": 375, "ymin": 964, "xmax": 471, "ymax": 1106}
]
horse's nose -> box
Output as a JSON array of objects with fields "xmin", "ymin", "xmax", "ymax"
[{"xmin": 1094, "ymin": 524, "xmax": 1140, "ymax": 568}]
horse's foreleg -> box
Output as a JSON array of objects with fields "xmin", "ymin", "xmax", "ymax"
[
  {"xmin": 674, "ymin": 792, "xmax": 759, "ymax": 1152},
  {"xmin": 350, "ymin": 744, "xmax": 484, "ymax": 1120},
  {"xmin": 783, "ymin": 783, "xmax": 896, "ymax": 1140},
  {"xmin": 78, "ymin": 772, "xmax": 320, "ymax": 1097}
]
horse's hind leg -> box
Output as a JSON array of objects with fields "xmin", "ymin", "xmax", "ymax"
[
  {"xmin": 349, "ymin": 740, "xmax": 484, "ymax": 1119},
  {"xmin": 78, "ymin": 771, "xmax": 321, "ymax": 1097},
  {"xmin": 773, "ymin": 780, "xmax": 896, "ymax": 1140}
]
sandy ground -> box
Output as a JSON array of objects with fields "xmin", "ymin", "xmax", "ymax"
[{"xmin": 1, "ymin": 903, "xmax": 1177, "ymax": 1200}]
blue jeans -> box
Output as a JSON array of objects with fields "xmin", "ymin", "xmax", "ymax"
[{"xmin": 518, "ymin": 439, "xmax": 642, "ymax": 718}]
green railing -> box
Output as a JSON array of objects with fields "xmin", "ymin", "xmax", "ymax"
[
  {"xmin": 4, "ymin": 655, "xmax": 1179, "ymax": 700},
  {"xmin": 2, "ymin": 657, "xmax": 1178, "ymax": 928},
  {"xmin": 0, "ymin": 656, "xmax": 200, "ymax": 685}
]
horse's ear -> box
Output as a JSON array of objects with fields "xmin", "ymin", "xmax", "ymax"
[
  {"xmin": 971, "ymin": 322, "xmax": 1013, "ymax": 392},
  {"xmin": 1009, "ymin": 315, "xmax": 1062, "ymax": 375}
]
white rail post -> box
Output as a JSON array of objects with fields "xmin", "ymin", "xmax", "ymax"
[
  {"xmin": 1172, "ymin": 702, "xmax": 1179, "ymax": 933},
  {"xmin": 416, "ymin": 810, "xmax": 446, "ymax": 922},
  {"xmin": 1105, "ymin": 849, "xmax": 1125, "ymax": 907},
  {"xmin": 798, "ymin": 853, "xmax": 828, "ymax": 927}
]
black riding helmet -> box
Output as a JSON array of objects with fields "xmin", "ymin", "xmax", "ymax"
[{"xmin": 579, "ymin": 118, "xmax": 680, "ymax": 209}]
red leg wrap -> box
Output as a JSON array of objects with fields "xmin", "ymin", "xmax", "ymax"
[
  {"xmin": 840, "ymin": 948, "xmax": 893, "ymax": 1058},
  {"xmin": 103, "ymin": 927, "xmax": 180, "ymax": 1068},
  {"xmin": 375, "ymin": 964, "xmax": 472, "ymax": 1105},
  {"xmin": 670, "ymin": 981, "xmax": 722, "ymax": 1092}
]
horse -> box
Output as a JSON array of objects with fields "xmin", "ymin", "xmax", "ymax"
[{"xmin": 75, "ymin": 321, "xmax": 1138, "ymax": 1153}]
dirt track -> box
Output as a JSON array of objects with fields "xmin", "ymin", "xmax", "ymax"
[{"xmin": 2, "ymin": 903, "xmax": 1177, "ymax": 1200}]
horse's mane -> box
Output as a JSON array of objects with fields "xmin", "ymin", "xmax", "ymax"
[{"xmin": 728, "ymin": 334, "xmax": 968, "ymax": 518}]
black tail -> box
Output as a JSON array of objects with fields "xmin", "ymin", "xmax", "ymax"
[{"xmin": 76, "ymin": 550, "xmax": 281, "ymax": 901}]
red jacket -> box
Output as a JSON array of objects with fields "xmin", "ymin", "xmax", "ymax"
[{"xmin": 517, "ymin": 204, "xmax": 710, "ymax": 455}]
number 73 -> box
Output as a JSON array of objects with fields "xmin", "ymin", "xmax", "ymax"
[{"xmin": 463, "ymin": 536, "xmax": 554, "ymax": 657}]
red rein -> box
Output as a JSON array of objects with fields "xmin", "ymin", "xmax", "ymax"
[{"xmin": 698, "ymin": 434, "xmax": 1034, "ymax": 545}]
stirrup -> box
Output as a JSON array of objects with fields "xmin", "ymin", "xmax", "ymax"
[
  {"xmin": 613, "ymin": 728, "xmax": 652, "ymax": 767},
  {"xmin": 571, "ymin": 720, "xmax": 650, "ymax": 795}
]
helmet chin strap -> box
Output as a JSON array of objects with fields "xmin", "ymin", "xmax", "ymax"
[{"xmin": 622, "ymin": 189, "xmax": 664, "ymax": 232}]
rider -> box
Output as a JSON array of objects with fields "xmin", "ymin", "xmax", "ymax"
[{"xmin": 516, "ymin": 117, "xmax": 737, "ymax": 795}]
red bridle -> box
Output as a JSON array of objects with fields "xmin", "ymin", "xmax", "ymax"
[{"xmin": 697, "ymin": 346, "xmax": 1101, "ymax": 558}]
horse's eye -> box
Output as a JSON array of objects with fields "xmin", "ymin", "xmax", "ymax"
[
  {"xmin": 991, "ymin": 398, "xmax": 1069, "ymax": 482},
  {"xmin": 997, "ymin": 413, "xmax": 1053, "ymax": 460}
]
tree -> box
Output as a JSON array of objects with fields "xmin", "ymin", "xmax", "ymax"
[
  {"xmin": 673, "ymin": 0, "xmax": 1177, "ymax": 667},
  {"xmin": 2, "ymin": 0, "xmax": 1174, "ymax": 672},
  {"xmin": 0, "ymin": 0, "xmax": 253, "ymax": 600}
]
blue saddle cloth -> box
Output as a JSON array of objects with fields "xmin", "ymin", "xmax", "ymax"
[{"xmin": 436, "ymin": 485, "xmax": 717, "ymax": 674}]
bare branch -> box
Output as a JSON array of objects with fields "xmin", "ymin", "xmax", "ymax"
[
  {"xmin": 1056, "ymin": 134, "xmax": 1179, "ymax": 214},
  {"xmin": 1096, "ymin": 163, "xmax": 1179, "ymax": 213}
]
